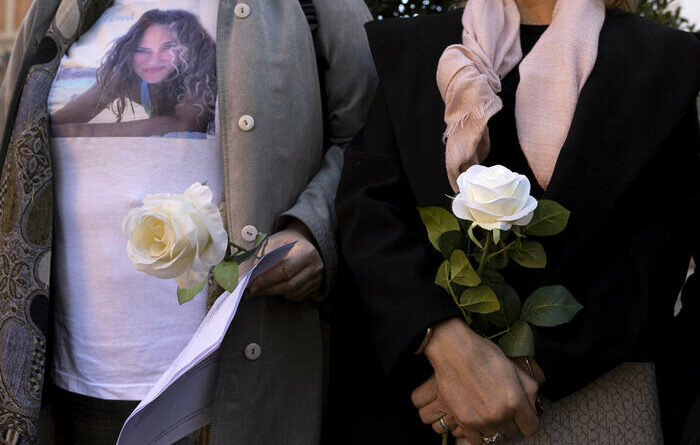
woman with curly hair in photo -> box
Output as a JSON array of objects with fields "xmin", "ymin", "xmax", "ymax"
[{"xmin": 51, "ymin": 8, "xmax": 216, "ymax": 138}]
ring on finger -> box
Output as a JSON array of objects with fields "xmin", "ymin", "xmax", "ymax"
[
  {"xmin": 437, "ymin": 416, "xmax": 452, "ymax": 433},
  {"xmin": 482, "ymin": 431, "xmax": 502, "ymax": 444}
]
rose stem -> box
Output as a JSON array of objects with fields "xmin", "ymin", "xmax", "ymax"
[{"xmin": 476, "ymin": 231, "xmax": 492, "ymax": 277}]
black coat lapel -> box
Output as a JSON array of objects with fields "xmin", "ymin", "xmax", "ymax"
[{"xmin": 542, "ymin": 9, "xmax": 700, "ymax": 277}]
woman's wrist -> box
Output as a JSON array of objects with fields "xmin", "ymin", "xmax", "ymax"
[{"xmin": 423, "ymin": 317, "xmax": 476, "ymax": 366}]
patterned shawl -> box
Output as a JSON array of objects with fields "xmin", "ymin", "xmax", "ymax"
[{"xmin": 0, "ymin": 1, "xmax": 111, "ymax": 443}]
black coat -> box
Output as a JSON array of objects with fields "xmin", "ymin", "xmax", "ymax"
[{"xmin": 329, "ymin": 8, "xmax": 700, "ymax": 445}]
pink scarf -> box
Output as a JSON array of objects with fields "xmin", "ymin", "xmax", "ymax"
[{"xmin": 437, "ymin": 0, "xmax": 605, "ymax": 191}]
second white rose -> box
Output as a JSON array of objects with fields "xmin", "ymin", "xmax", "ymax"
[
  {"xmin": 122, "ymin": 183, "xmax": 228, "ymax": 289},
  {"xmin": 452, "ymin": 165, "xmax": 537, "ymax": 231}
]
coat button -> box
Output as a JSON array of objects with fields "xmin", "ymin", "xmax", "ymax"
[
  {"xmin": 234, "ymin": 3, "xmax": 251, "ymax": 19},
  {"xmin": 238, "ymin": 115, "xmax": 255, "ymax": 131},
  {"xmin": 244, "ymin": 343, "xmax": 261, "ymax": 361},
  {"xmin": 241, "ymin": 225, "xmax": 258, "ymax": 242}
]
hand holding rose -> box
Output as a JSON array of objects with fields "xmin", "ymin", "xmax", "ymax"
[
  {"xmin": 416, "ymin": 165, "xmax": 579, "ymax": 442},
  {"xmin": 123, "ymin": 184, "xmax": 323, "ymax": 303},
  {"xmin": 412, "ymin": 318, "xmax": 541, "ymax": 442}
]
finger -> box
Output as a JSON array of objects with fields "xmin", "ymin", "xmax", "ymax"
[
  {"xmin": 430, "ymin": 414, "xmax": 457, "ymax": 435},
  {"xmin": 254, "ymin": 264, "xmax": 311, "ymax": 297},
  {"xmin": 450, "ymin": 425, "xmax": 465, "ymax": 439},
  {"xmin": 514, "ymin": 365, "xmax": 540, "ymax": 415},
  {"xmin": 411, "ymin": 375, "xmax": 437, "ymax": 409},
  {"xmin": 250, "ymin": 257, "xmax": 304, "ymax": 294},
  {"xmin": 499, "ymin": 417, "xmax": 523, "ymax": 440},
  {"xmin": 284, "ymin": 275, "xmax": 321, "ymax": 301},
  {"xmin": 419, "ymin": 401, "xmax": 447, "ymax": 425},
  {"xmin": 512, "ymin": 357, "xmax": 546, "ymax": 386},
  {"xmin": 512, "ymin": 374, "xmax": 540, "ymax": 437}
]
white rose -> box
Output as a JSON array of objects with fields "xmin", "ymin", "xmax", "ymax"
[
  {"xmin": 452, "ymin": 165, "xmax": 537, "ymax": 231},
  {"xmin": 122, "ymin": 183, "xmax": 228, "ymax": 289}
]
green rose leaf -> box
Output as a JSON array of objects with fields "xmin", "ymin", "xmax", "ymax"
[
  {"xmin": 434, "ymin": 260, "xmax": 451, "ymax": 293},
  {"xmin": 214, "ymin": 260, "xmax": 240, "ymax": 293},
  {"xmin": 521, "ymin": 285, "xmax": 583, "ymax": 327},
  {"xmin": 255, "ymin": 232, "xmax": 268, "ymax": 247},
  {"xmin": 449, "ymin": 250, "xmax": 481, "ymax": 287},
  {"xmin": 177, "ymin": 279, "xmax": 207, "ymax": 305},
  {"xmin": 480, "ymin": 269, "xmax": 505, "ymax": 287},
  {"xmin": 524, "ymin": 200, "xmax": 571, "ymax": 237},
  {"xmin": 459, "ymin": 285, "xmax": 500, "ymax": 314},
  {"xmin": 418, "ymin": 207, "xmax": 461, "ymax": 251},
  {"xmin": 509, "ymin": 240, "xmax": 547, "ymax": 269},
  {"xmin": 438, "ymin": 230, "xmax": 466, "ymax": 260},
  {"xmin": 498, "ymin": 320, "xmax": 535, "ymax": 357},
  {"xmin": 487, "ymin": 283, "xmax": 521, "ymax": 328}
]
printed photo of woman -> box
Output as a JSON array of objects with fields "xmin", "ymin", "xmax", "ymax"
[{"xmin": 50, "ymin": 8, "xmax": 216, "ymax": 138}]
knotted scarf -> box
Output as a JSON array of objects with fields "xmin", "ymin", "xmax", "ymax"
[{"xmin": 437, "ymin": 0, "xmax": 605, "ymax": 191}]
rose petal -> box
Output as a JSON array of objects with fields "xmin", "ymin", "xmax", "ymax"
[
  {"xmin": 456, "ymin": 165, "xmax": 488, "ymax": 195},
  {"xmin": 475, "ymin": 220, "xmax": 512, "ymax": 231},
  {"xmin": 504, "ymin": 196, "xmax": 538, "ymax": 226},
  {"xmin": 185, "ymin": 184, "xmax": 227, "ymax": 268},
  {"xmin": 452, "ymin": 195, "xmax": 476, "ymax": 221},
  {"xmin": 467, "ymin": 206, "xmax": 502, "ymax": 225},
  {"xmin": 510, "ymin": 176, "xmax": 531, "ymax": 202},
  {"xmin": 496, "ymin": 196, "xmax": 537, "ymax": 222},
  {"xmin": 472, "ymin": 195, "xmax": 525, "ymax": 216}
]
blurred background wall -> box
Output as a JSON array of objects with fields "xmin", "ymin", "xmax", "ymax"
[
  {"xmin": 678, "ymin": 0, "xmax": 699, "ymax": 27},
  {"xmin": 366, "ymin": 0, "xmax": 697, "ymax": 29},
  {"xmin": 0, "ymin": 0, "xmax": 31, "ymax": 80}
]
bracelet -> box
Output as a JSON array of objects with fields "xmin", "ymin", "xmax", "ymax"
[
  {"xmin": 413, "ymin": 327, "xmax": 433, "ymax": 355},
  {"xmin": 524, "ymin": 356, "xmax": 536, "ymax": 379},
  {"xmin": 524, "ymin": 356, "xmax": 544, "ymax": 417}
]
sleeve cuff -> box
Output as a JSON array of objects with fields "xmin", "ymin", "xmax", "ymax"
[{"xmin": 276, "ymin": 208, "xmax": 337, "ymax": 301}]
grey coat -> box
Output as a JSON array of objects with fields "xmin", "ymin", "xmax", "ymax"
[{"xmin": 0, "ymin": 0, "xmax": 377, "ymax": 443}]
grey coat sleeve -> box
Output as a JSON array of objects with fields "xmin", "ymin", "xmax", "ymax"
[{"xmin": 278, "ymin": 0, "xmax": 377, "ymax": 296}]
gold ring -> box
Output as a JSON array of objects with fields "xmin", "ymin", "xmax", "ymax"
[{"xmin": 438, "ymin": 416, "xmax": 452, "ymax": 433}]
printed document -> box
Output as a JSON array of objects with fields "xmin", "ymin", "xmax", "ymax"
[{"xmin": 117, "ymin": 243, "xmax": 295, "ymax": 445}]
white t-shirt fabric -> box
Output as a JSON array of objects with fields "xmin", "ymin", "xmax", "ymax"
[{"xmin": 48, "ymin": 0, "xmax": 222, "ymax": 401}]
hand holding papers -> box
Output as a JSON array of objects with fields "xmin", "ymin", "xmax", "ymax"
[{"xmin": 117, "ymin": 242, "xmax": 296, "ymax": 445}]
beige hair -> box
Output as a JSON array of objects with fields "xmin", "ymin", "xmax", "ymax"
[{"xmin": 450, "ymin": 1, "xmax": 636, "ymax": 13}]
